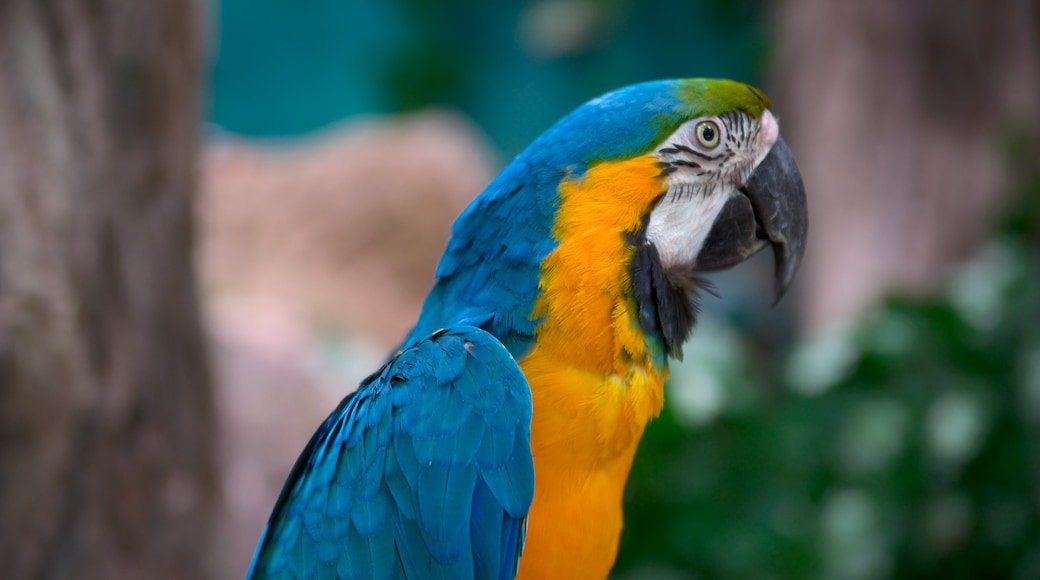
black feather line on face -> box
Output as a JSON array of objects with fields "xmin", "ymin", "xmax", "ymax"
[{"xmin": 627, "ymin": 219, "xmax": 709, "ymax": 360}]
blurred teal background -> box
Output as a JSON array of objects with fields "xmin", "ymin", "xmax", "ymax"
[
  {"xmin": 207, "ymin": 0, "xmax": 766, "ymax": 156},
  {"xmin": 204, "ymin": 0, "xmax": 1040, "ymax": 577}
]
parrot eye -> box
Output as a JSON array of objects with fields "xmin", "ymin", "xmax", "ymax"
[{"xmin": 695, "ymin": 121, "xmax": 721, "ymax": 148}]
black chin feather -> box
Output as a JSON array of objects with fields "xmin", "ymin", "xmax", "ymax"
[{"xmin": 628, "ymin": 228, "xmax": 705, "ymax": 360}]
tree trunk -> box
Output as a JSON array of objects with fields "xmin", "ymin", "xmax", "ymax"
[
  {"xmin": 773, "ymin": 0, "xmax": 1040, "ymax": 329},
  {"xmin": 0, "ymin": 1, "xmax": 219, "ymax": 578}
]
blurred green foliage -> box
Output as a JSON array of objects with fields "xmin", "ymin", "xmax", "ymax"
[{"xmin": 615, "ymin": 153, "xmax": 1040, "ymax": 579}]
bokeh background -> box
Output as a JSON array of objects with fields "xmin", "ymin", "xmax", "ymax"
[{"xmin": 1, "ymin": 0, "xmax": 1039, "ymax": 578}]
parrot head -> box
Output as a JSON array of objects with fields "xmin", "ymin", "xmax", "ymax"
[
  {"xmin": 645, "ymin": 80, "xmax": 806, "ymax": 305},
  {"xmin": 626, "ymin": 79, "xmax": 809, "ymax": 355}
]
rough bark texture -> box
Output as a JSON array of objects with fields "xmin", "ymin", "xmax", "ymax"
[
  {"xmin": 0, "ymin": 1, "xmax": 219, "ymax": 578},
  {"xmin": 773, "ymin": 0, "xmax": 1040, "ymax": 329}
]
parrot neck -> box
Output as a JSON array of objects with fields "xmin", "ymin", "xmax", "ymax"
[
  {"xmin": 531, "ymin": 154, "xmax": 672, "ymax": 380},
  {"xmin": 527, "ymin": 154, "xmax": 672, "ymax": 452}
]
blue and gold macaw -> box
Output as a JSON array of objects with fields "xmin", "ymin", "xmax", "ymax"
[{"xmin": 248, "ymin": 79, "xmax": 808, "ymax": 579}]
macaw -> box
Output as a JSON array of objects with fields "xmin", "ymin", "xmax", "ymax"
[{"xmin": 248, "ymin": 78, "xmax": 808, "ymax": 579}]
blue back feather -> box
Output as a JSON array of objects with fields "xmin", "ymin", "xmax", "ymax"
[{"xmin": 249, "ymin": 327, "xmax": 534, "ymax": 579}]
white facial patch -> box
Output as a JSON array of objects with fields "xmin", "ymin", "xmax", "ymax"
[
  {"xmin": 646, "ymin": 108, "xmax": 777, "ymax": 271},
  {"xmin": 647, "ymin": 187, "xmax": 740, "ymax": 270}
]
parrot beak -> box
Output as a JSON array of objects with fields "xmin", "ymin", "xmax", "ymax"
[
  {"xmin": 693, "ymin": 137, "xmax": 808, "ymax": 305},
  {"xmin": 744, "ymin": 137, "xmax": 808, "ymax": 305}
]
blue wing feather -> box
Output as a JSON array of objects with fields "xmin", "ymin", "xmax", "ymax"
[{"xmin": 248, "ymin": 326, "xmax": 534, "ymax": 580}]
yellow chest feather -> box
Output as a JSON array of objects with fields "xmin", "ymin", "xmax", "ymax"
[{"xmin": 515, "ymin": 155, "xmax": 671, "ymax": 579}]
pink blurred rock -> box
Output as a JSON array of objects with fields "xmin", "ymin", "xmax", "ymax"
[{"xmin": 199, "ymin": 108, "xmax": 498, "ymax": 352}]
